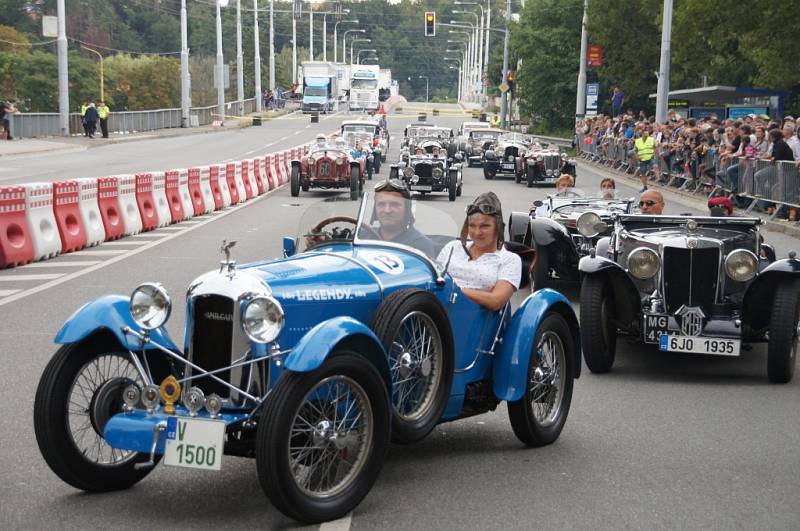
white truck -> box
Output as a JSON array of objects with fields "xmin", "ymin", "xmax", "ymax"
[
  {"xmin": 378, "ymin": 68, "xmax": 392, "ymax": 102},
  {"xmin": 298, "ymin": 61, "xmax": 338, "ymax": 114},
  {"xmin": 348, "ymin": 64, "xmax": 380, "ymax": 112},
  {"xmin": 334, "ymin": 63, "xmax": 351, "ymax": 105}
]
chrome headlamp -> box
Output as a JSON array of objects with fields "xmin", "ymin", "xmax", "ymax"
[
  {"xmin": 403, "ymin": 167, "xmax": 414, "ymax": 179},
  {"xmin": 242, "ymin": 295, "xmax": 285, "ymax": 343},
  {"xmin": 627, "ymin": 247, "xmax": 661, "ymax": 280},
  {"xmin": 537, "ymin": 154, "xmax": 543, "ymax": 162},
  {"xmin": 561, "ymin": 153, "xmax": 567, "ymax": 160},
  {"xmin": 432, "ymin": 167, "xmax": 443, "ymax": 179},
  {"xmin": 725, "ymin": 249, "xmax": 758, "ymax": 282},
  {"xmin": 507, "ymin": 155, "xmax": 515, "ymax": 162},
  {"xmin": 130, "ymin": 283, "xmax": 171, "ymax": 330},
  {"xmin": 577, "ymin": 212, "xmax": 603, "ymax": 237}
]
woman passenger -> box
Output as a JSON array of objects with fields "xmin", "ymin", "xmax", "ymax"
[
  {"xmin": 600, "ymin": 177, "xmax": 616, "ymax": 198},
  {"xmin": 556, "ymin": 174, "xmax": 575, "ymax": 194},
  {"xmin": 436, "ymin": 193, "xmax": 521, "ymax": 311}
]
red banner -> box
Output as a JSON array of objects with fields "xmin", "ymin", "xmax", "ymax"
[{"xmin": 587, "ymin": 44, "xmax": 604, "ymax": 67}]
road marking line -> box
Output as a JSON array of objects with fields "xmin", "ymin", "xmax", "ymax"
[
  {"xmin": 70, "ymin": 249, "xmax": 130, "ymax": 256},
  {"xmin": 156, "ymin": 226, "xmax": 190, "ymax": 231},
  {"xmin": 98, "ymin": 240, "xmax": 152, "ymax": 246},
  {"xmin": 0, "ymin": 185, "xmax": 283, "ymax": 308},
  {"xmin": 21, "ymin": 261, "xmax": 101, "ymax": 268},
  {"xmin": 319, "ymin": 513, "xmax": 352, "ymax": 531},
  {"xmin": 305, "ymin": 125, "xmax": 311, "ymax": 129},
  {"xmin": 0, "ymin": 289, "xmax": 22, "ymax": 296},
  {"xmin": 0, "ymin": 273, "xmax": 64, "ymax": 281}
]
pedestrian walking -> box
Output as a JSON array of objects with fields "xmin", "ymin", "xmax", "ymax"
[
  {"xmin": 1, "ymin": 101, "xmax": 18, "ymax": 140},
  {"xmin": 97, "ymin": 100, "xmax": 110, "ymax": 138},
  {"xmin": 80, "ymin": 101, "xmax": 89, "ymax": 136},
  {"xmin": 83, "ymin": 102, "xmax": 99, "ymax": 139}
]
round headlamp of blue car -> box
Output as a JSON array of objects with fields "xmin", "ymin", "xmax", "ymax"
[
  {"xmin": 130, "ymin": 282, "xmax": 171, "ymax": 330},
  {"xmin": 242, "ymin": 295, "xmax": 284, "ymax": 343}
]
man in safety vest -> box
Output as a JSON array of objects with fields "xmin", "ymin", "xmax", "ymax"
[
  {"xmin": 80, "ymin": 101, "xmax": 89, "ymax": 137},
  {"xmin": 634, "ymin": 127, "xmax": 656, "ymax": 192},
  {"xmin": 490, "ymin": 114, "xmax": 501, "ymax": 128},
  {"xmin": 97, "ymin": 101, "xmax": 110, "ymax": 138}
]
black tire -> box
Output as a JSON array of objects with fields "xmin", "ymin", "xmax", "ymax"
[
  {"xmin": 34, "ymin": 340, "xmax": 157, "ymax": 492},
  {"xmin": 367, "ymin": 160, "xmax": 374, "ymax": 181},
  {"xmin": 526, "ymin": 166, "xmax": 535, "ymax": 188},
  {"xmin": 507, "ymin": 312, "xmax": 575, "ymax": 446},
  {"xmin": 256, "ymin": 352, "xmax": 390, "ymax": 524},
  {"xmin": 447, "ymin": 143, "xmax": 456, "ymax": 159},
  {"xmin": 767, "ymin": 280, "xmax": 799, "ymax": 383},
  {"xmin": 371, "ymin": 289, "xmax": 454, "ymax": 444},
  {"xmin": 448, "ymin": 170, "xmax": 458, "ymax": 202},
  {"xmin": 456, "ymin": 182, "xmax": 462, "ymax": 197},
  {"xmin": 515, "ymin": 170, "xmax": 522, "ymax": 184},
  {"xmin": 580, "ymin": 274, "xmax": 617, "ymax": 373},
  {"xmin": 483, "ymin": 166, "xmax": 495, "ymax": 180},
  {"xmin": 531, "ymin": 246, "xmax": 551, "ymax": 291},
  {"xmin": 290, "ymin": 166, "xmax": 300, "ymax": 197},
  {"xmin": 350, "ymin": 166, "xmax": 360, "ymax": 201},
  {"xmin": 373, "ymin": 155, "xmax": 381, "ymax": 175},
  {"xmin": 389, "ymin": 167, "xmax": 398, "ymax": 180}
]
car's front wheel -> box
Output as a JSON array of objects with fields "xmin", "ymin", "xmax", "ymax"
[
  {"xmin": 290, "ymin": 166, "xmax": 300, "ymax": 197},
  {"xmin": 448, "ymin": 170, "xmax": 458, "ymax": 202},
  {"xmin": 580, "ymin": 274, "xmax": 617, "ymax": 372},
  {"xmin": 507, "ymin": 312, "xmax": 575, "ymax": 446},
  {"xmin": 483, "ymin": 165, "xmax": 495, "ymax": 180},
  {"xmin": 767, "ymin": 279, "xmax": 799, "ymax": 383},
  {"xmin": 371, "ymin": 289, "xmax": 454, "ymax": 444},
  {"xmin": 256, "ymin": 352, "xmax": 390, "ymax": 524},
  {"xmin": 350, "ymin": 166, "xmax": 360, "ymax": 201},
  {"xmin": 34, "ymin": 340, "xmax": 157, "ymax": 492}
]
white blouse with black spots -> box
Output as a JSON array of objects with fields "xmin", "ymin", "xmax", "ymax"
[{"xmin": 437, "ymin": 240, "xmax": 521, "ymax": 292}]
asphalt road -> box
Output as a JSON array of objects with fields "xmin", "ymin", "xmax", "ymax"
[{"xmin": 1, "ymin": 105, "xmax": 798, "ymax": 529}]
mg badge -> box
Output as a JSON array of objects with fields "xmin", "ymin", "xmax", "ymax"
[{"xmin": 676, "ymin": 305, "xmax": 705, "ymax": 337}]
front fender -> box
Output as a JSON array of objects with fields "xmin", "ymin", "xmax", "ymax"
[
  {"xmin": 531, "ymin": 217, "xmax": 571, "ymax": 247},
  {"xmin": 283, "ymin": 316, "xmax": 391, "ymax": 390},
  {"xmin": 493, "ymin": 289, "xmax": 581, "ymax": 402},
  {"xmin": 579, "ymin": 255, "xmax": 642, "ymax": 333},
  {"xmin": 742, "ymin": 257, "xmax": 800, "ymax": 335},
  {"xmin": 55, "ymin": 295, "xmax": 179, "ymax": 351}
]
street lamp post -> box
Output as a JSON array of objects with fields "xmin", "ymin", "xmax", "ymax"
[
  {"xmin": 350, "ymin": 38, "xmax": 371, "ymax": 65},
  {"xmin": 253, "ymin": 0, "xmax": 262, "ymax": 113},
  {"xmin": 236, "ymin": 0, "xmax": 244, "ymax": 115},
  {"xmin": 447, "ymin": 38, "xmax": 470, "ymax": 100},
  {"xmin": 500, "ymin": 0, "xmax": 511, "ymax": 128},
  {"xmin": 342, "ymin": 29, "xmax": 366, "ymax": 65},
  {"xmin": 575, "ymin": 0, "xmax": 588, "ymax": 118},
  {"xmin": 333, "ymin": 20, "xmax": 358, "ymax": 63},
  {"xmin": 180, "ymin": 0, "xmax": 190, "ymax": 126},
  {"xmin": 454, "ymin": 1, "xmax": 487, "ymax": 104},
  {"xmin": 450, "ymin": 22, "xmax": 477, "ymax": 100},
  {"xmin": 356, "ymin": 49, "xmax": 377, "ymax": 64},
  {"xmin": 269, "ymin": 0, "xmax": 274, "ymax": 90},
  {"xmin": 216, "ymin": 0, "xmax": 229, "ymax": 124},
  {"xmin": 445, "ymin": 57, "xmax": 462, "ymax": 101},
  {"xmin": 56, "ymin": 0, "xmax": 68, "ymax": 135},
  {"xmin": 453, "ymin": 9, "xmax": 483, "ymax": 99},
  {"xmin": 81, "ymin": 46, "xmax": 104, "ymax": 102}
]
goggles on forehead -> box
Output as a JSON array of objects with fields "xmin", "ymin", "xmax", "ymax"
[{"xmin": 466, "ymin": 203, "xmax": 499, "ymax": 216}]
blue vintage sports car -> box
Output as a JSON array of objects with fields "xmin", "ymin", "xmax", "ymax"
[{"xmin": 34, "ymin": 192, "xmax": 581, "ymax": 524}]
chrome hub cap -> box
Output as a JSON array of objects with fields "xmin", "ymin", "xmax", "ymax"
[{"xmin": 530, "ymin": 331, "xmax": 565, "ymax": 426}]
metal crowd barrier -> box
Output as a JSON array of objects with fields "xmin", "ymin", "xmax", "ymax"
[
  {"xmin": 8, "ymin": 98, "xmax": 260, "ymax": 139},
  {"xmin": 577, "ymin": 132, "xmax": 800, "ymax": 221}
]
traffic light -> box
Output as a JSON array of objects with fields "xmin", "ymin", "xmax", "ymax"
[
  {"xmin": 424, "ymin": 11, "xmax": 435, "ymax": 37},
  {"xmin": 506, "ymin": 71, "xmax": 515, "ymax": 93}
]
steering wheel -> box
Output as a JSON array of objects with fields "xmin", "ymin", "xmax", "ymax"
[{"xmin": 304, "ymin": 216, "xmax": 381, "ymax": 248}]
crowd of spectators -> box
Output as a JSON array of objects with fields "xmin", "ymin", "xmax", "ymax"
[{"xmin": 576, "ymin": 109, "xmax": 800, "ymax": 214}]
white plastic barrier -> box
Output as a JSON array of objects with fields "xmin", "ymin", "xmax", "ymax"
[
  {"xmin": 243, "ymin": 160, "xmax": 259, "ymax": 198},
  {"xmin": 233, "ymin": 163, "xmax": 247, "ymax": 204},
  {"xmin": 177, "ymin": 169, "xmax": 194, "ymax": 219},
  {"xmin": 151, "ymin": 172, "xmax": 173, "ymax": 227},
  {"xmin": 272, "ymin": 152, "xmax": 286, "ymax": 185},
  {"xmin": 199, "ymin": 167, "xmax": 215, "ymax": 214},
  {"xmin": 75, "ymin": 178, "xmax": 106, "ymax": 247},
  {"xmin": 254, "ymin": 157, "xmax": 270, "ymax": 193},
  {"xmin": 117, "ymin": 175, "xmax": 143, "ymax": 236},
  {"xmin": 212, "ymin": 164, "xmax": 232, "ymax": 208},
  {"xmin": 24, "ymin": 182, "xmax": 61, "ymax": 260}
]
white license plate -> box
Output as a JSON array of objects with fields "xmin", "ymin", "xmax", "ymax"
[
  {"xmin": 659, "ymin": 335, "xmax": 740, "ymax": 356},
  {"xmin": 411, "ymin": 185, "xmax": 432, "ymax": 191},
  {"xmin": 501, "ymin": 163, "xmax": 515, "ymax": 170},
  {"xmin": 164, "ymin": 417, "xmax": 225, "ymax": 471}
]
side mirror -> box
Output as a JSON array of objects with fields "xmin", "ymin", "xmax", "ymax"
[{"xmin": 283, "ymin": 236, "xmax": 297, "ymax": 257}]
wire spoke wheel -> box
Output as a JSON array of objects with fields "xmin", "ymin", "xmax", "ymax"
[
  {"xmin": 388, "ymin": 311, "xmax": 443, "ymax": 422},
  {"xmin": 530, "ymin": 330, "xmax": 565, "ymax": 426},
  {"xmin": 289, "ymin": 375, "xmax": 373, "ymax": 499},
  {"xmin": 68, "ymin": 353, "xmax": 142, "ymax": 466}
]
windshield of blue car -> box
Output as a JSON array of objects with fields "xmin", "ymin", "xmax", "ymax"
[{"xmin": 355, "ymin": 192, "xmax": 459, "ymax": 259}]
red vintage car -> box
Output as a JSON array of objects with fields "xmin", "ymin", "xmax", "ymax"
[{"xmin": 291, "ymin": 143, "xmax": 366, "ymax": 200}]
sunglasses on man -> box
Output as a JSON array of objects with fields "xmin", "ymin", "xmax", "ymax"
[{"xmin": 639, "ymin": 200, "xmax": 659, "ymax": 207}]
